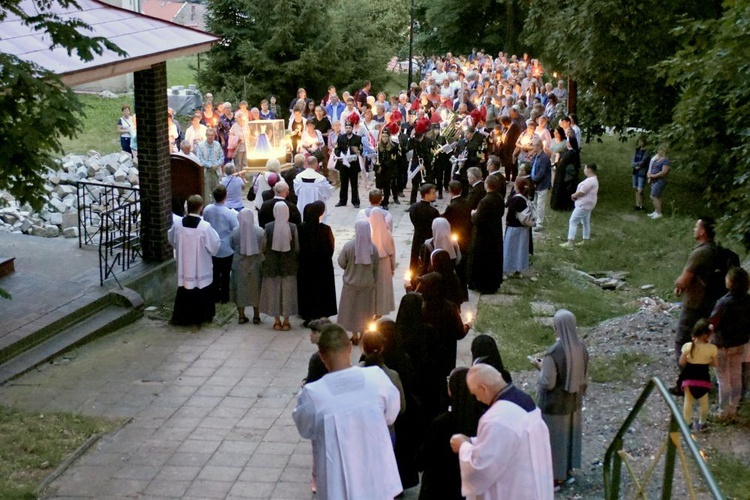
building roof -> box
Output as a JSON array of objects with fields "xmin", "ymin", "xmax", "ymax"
[
  {"xmin": 141, "ymin": 0, "xmax": 185, "ymax": 23},
  {"xmin": 0, "ymin": 0, "xmax": 218, "ymax": 86}
]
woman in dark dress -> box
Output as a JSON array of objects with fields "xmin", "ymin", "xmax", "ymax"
[
  {"xmin": 417, "ymin": 367, "xmax": 484, "ymax": 500},
  {"xmin": 377, "ymin": 318, "xmax": 420, "ymax": 491},
  {"xmin": 550, "ymin": 134, "xmax": 580, "ymax": 211},
  {"xmin": 297, "ymin": 201, "xmax": 337, "ymax": 325},
  {"xmin": 471, "ymin": 334, "xmax": 512, "ymax": 383},
  {"xmin": 396, "ymin": 293, "xmax": 442, "ymax": 424}
]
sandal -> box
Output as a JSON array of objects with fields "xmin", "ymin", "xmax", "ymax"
[
  {"xmin": 238, "ymin": 317, "xmax": 249, "ymax": 325},
  {"xmin": 273, "ymin": 321, "xmax": 282, "ymax": 331},
  {"xmin": 252, "ymin": 317, "xmax": 261, "ymax": 325},
  {"xmin": 282, "ymin": 320, "xmax": 291, "ymax": 331}
]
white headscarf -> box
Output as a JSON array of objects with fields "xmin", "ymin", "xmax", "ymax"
[
  {"xmin": 238, "ymin": 209, "xmax": 260, "ymax": 256},
  {"xmin": 431, "ymin": 217, "xmax": 456, "ymax": 259},
  {"xmin": 354, "ymin": 219, "xmax": 373, "ymax": 265},
  {"xmin": 271, "ymin": 202, "xmax": 292, "ymax": 252},
  {"xmin": 369, "ymin": 208, "xmax": 395, "ymax": 258},
  {"xmin": 551, "ymin": 309, "xmax": 588, "ymax": 393}
]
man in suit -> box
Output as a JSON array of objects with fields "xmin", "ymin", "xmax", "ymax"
[
  {"xmin": 529, "ymin": 137, "xmax": 552, "ymax": 230},
  {"xmin": 408, "ymin": 183, "xmax": 439, "ymax": 272},
  {"xmin": 486, "ymin": 155, "xmax": 507, "ymax": 203},
  {"xmin": 442, "ymin": 180, "xmax": 472, "ymax": 292},
  {"xmin": 335, "ymin": 116, "xmax": 363, "ymax": 208},
  {"xmin": 258, "ymin": 182, "xmax": 302, "ymax": 228},
  {"xmin": 467, "ymin": 167, "xmax": 486, "ymax": 211},
  {"xmin": 325, "ymin": 94, "xmax": 346, "ymax": 125}
]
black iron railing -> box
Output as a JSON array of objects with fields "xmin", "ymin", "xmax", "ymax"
[{"xmin": 76, "ymin": 181, "xmax": 141, "ymax": 285}]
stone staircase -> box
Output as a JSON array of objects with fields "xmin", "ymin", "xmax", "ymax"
[{"xmin": 0, "ymin": 289, "xmax": 143, "ymax": 384}]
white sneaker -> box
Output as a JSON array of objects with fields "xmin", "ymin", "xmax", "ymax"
[
  {"xmin": 647, "ymin": 212, "xmax": 657, "ymax": 218},
  {"xmin": 651, "ymin": 213, "xmax": 663, "ymax": 219}
]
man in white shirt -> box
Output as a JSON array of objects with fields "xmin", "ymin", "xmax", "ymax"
[
  {"xmin": 168, "ymin": 195, "xmax": 221, "ymax": 326},
  {"xmin": 294, "ymin": 156, "xmax": 334, "ymax": 216},
  {"xmin": 450, "ymin": 364, "xmax": 554, "ymax": 500},
  {"xmin": 202, "ymin": 185, "xmax": 239, "ymax": 304},
  {"xmin": 293, "ymin": 323, "xmax": 402, "ymax": 500},
  {"xmin": 184, "ymin": 111, "xmax": 207, "ymax": 152},
  {"xmin": 356, "ymin": 189, "xmax": 394, "ymax": 232},
  {"xmin": 340, "ymin": 97, "xmax": 361, "ymax": 126}
]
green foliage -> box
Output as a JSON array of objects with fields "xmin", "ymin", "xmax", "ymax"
[
  {"xmin": 416, "ymin": 0, "xmax": 527, "ymax": 55},
  {"xmin": 0, "ymin": 0, "xmax": 125, "ymax": 209},
  {"xmin": 524, "ymin": 0, "xmax": 721, "ymax": 135},
  {"xmin": 199, "ymin": 0, "xmax": 408, "ymax": 105},
  {"xmin": 658, "ymin": 0, "xmax": 750, "ymax": 250}
]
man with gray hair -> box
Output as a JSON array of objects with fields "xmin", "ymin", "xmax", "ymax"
[
  {"xmin": 293, "ymin": 323, "xmax": 402, "ymax": 499},
  {"xmin": 258, "ymin": 181, "xmax": 302, "ymax": 228},
  {"xmin": 530, "ymin": 137, "xmax": 552, "ymax": 229},
  {"xmin": 217, "ymin": 102, "xmax": 235, "ymax": 158},
  {"xmin": 450, "ymin": 364, "xmax": 553, "ymax": 499}
]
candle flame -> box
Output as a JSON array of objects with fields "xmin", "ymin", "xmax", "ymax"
[
  {"xmin": 451, "ymin": 233, "xmax": 458, "ymax": 242},
  {"xmin": 466, "ymin": 311, "xmax": 473, "ymax": 323},
  {"xmin": 404, "ymin": 270, "xmax": 412, "ymax": 281},
  {"xmin": 368, "ymin": 322, "xmax": 377, "ymax": 332}
]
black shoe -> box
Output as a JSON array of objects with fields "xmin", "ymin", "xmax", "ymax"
[
  {"xmin": 382, "ymin": 205, "xmax": 389, "ymax": 210},
  {"xmin": 353, "ymin": 204, "xmax": 360, "ymax": 208},
  {"xmin": 438, "ymin": 193, "xmax": 443, "ymax": 200},
  {"xmin": 335, "ymin": 202, "xmax": 346, "ymax": 207},
  {"xmin": 392, "ymin": 199, "xmax": 401, "ymax": 205}
]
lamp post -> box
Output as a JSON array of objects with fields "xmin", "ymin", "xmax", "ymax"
[{"xmin": 407, "ymin": 0, "xmax": 415, "ymax": 90}]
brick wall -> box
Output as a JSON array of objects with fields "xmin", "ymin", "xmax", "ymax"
[{"xmin": 134, "ymin": 62, "xmax": 173, "ymax": 263}]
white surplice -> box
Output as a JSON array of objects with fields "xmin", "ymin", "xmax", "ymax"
[
  {"xmin": 458, "ymin": 402, "xmax": 554, "ymax": 500},
  {"xmin": 293, "ymin": 366, "xmax": 402, "ymax": 500},
  {"xmin": 294, "ymin": 168, "xmax": 334, "ymax": 217},
  {"xmin": 168, "ymin": 215, "xmax": 221, "ymax": 289}
]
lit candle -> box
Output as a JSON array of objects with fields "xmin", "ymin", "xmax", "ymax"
[
  {"xmin": 451, "ymin": 233, "xmax": 458, "ymax": 243},
  {"xmin": 368, "ymin": 322, "xmax": 377, "ymax": 332},
  {"xmin": 404, "ymin": 270, "xmax": 412, "ymax": 282},
  {"xmin": 466, "ymin": 311, "xmax": 473, "ymax": 323}
]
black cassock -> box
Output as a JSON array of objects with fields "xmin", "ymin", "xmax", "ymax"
[
  {"xmin": 468, "ymin": 191, "xmax": 504, "ymax": 294},
  {"xmin": 297, "ymin": 219, "xmax": 337, "ymax": 321},
  {"xmin": 408, "ymin": 200, "xmax": 439, "ymax": 271}
]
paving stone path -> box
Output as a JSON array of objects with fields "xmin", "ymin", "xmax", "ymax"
[{"xmin": 0, "ymin": 181, "xmax": 480, "ymax": 499}]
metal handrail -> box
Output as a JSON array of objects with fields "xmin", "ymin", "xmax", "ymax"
[{"xmin": 602, "ymin": 376, "xmax": 724, "ymax": 499}]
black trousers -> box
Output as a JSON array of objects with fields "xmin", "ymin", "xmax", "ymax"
[
  {"xmin": 338, "ymin": 164, "xmax": 360, "ymax": 205},
  {"xmin": 212, "ymin": 255, "xmax": 233, "ymax": 304},
  {"xmin": 376, "ymin": 172, "xmax": 395, "ymax": 205}
]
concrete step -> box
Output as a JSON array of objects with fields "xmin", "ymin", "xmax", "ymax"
[
  {"xmin": 0, "ymin": 256, "xmax": 15, "ymax": 279},
  {"xmin": 0, "ymin": 303, "xmax": 142, "ymax": 384}
]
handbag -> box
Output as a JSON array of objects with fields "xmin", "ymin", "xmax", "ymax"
[
  {"xmin": 227, "ymin": 134, "xmax": 240, "ymax": 159},
  {"xmin": 514, "ymin": 194, "xmax": 537, "ymax": 228},
  {"xmin": 246, "ymin": 174, "xmax": 259, "ymax": 201}
]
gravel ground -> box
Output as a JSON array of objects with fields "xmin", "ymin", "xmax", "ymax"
[{"xmin": 512, "ymin": 307, "xmax": 749, "ymax": 499}]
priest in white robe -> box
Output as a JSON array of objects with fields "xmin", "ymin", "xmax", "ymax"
[
  {"xmin": 168, "ymin": 194, "xmax": 221, "ymax": 326},
  {"xmin": 293, "ymin": 323, "xmax": 402, "ymax": 500},
  {"xmin": 293, "ymin": 156, "xmax": 334, "ymax": 218},
  {"xmin": 451, "ymin": 364, "xmax": 554, "ymax": 500}
]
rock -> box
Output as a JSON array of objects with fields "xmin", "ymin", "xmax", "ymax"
[
  {"xmin": 49, "ymin": 213, "xmax": 63, "ymax": 225},
  {"xmin": 87, "ymin": 161, "xmax": 101, "ymax": 177},
  {"xmin": 480, "ymin": 294, "xmax": 519, "ymax": 306},
  {"xmin": 63, "ymin": 226, "xmax": 79, "ymax": 238},
  {"xmin": 31, "ymin": 225, "xmax": 45, "ymax": 237},
  {"xmin": 94, "ymin": 172, "xmax": 106, "ymax": 181},
  {"xmin": 128, "ymin": 173, "xmax": 139, "ymax": 185},
  {"xmin": 118, "ymin": 152, "xmax": 132, "ymax": 164},
  {"xmin": 114, "ymin": 169, "xmax": 127, "ymax": 182},
  {"xmin": 62, "ymin": 212, "xmax": 78, "ymax": 230},
  {"xmin": 75, "ymin": 166, "xmax": 88, "ymax": 179},
  {"xmin": 55, "ymin": 184, "xmax": 76, "ymax": 197},
  {"xmin": 44, "ymin": 225, "xmax": 59, "ymax": 237},
  {"xmin": 533, "ymin": 317, "xmax": 555, "ymax": 328},
  {"xmin": 530, "ymin": 301, "xmax": 556, "ymax": 316},
  {"xmin": 63, "ymin": 194, "xmax": 77, "ymax": 209},
  {"xmin": 640, "ymin": 284, "xmax": 655, "ymax": 291},
  {"xmin": 105, "ymin": 160, "xmax": 118, "ymax": 174},
  {"xmin": 49, "ymin": 198, "xmax": 66, "ymax": 213},
  {"xmin": 48, "ymin": 175, "xmax": 61, "ymax": 185},
  {"xmin": 19, "ymin": 219, "xmax": 32, "ymax": 232},
  {"xmin": 98, "ymin": 90, "xmax": 118, "ymax": 99}
]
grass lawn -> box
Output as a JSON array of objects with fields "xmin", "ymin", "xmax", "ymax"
[
  {"xmin": 476, "ymin": 135, "xmax": 716, "ymax": 372},
  {"xmin": 0, "ymin": 406, "xmax": 124, "ymax": 498}
]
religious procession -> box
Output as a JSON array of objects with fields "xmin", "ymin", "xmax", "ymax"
[{"xmin": 126, "ymin": 50, "xmax": 748, "ymax": 499}]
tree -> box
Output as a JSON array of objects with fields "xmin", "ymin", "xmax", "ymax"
[
  {"xmin": 0, "ymin": 0, "xmax": 124, "ymax": 210},
  {"xmin": 524, "ymin": 0, "xmax": 723, "ymax": 135},
  {"xmin": 416, "ymin": 0, "xmax": 526, "ymax": 56},
  {"xmin": 659, "ymin": 0, "xmax": 750, "ymax": 249},
  {"xmin": 199, "ymin": 0, "xmax": 408, "ymax": 107}
]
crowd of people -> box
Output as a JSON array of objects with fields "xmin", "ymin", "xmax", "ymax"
[{"xmin": 157, "ymin": 49, "xmax": 750, "ymax": 499}]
